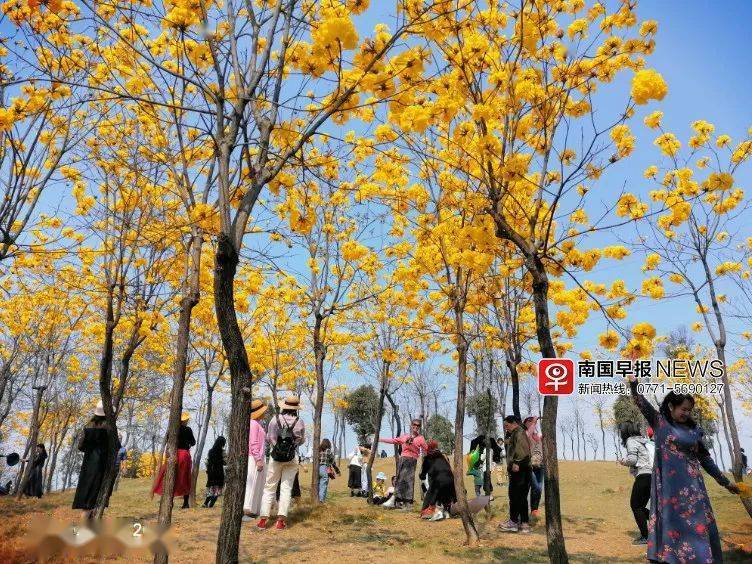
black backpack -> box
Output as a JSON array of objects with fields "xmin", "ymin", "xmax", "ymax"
[{"xmin": 271, "ymin": 416, "xmax": 299, "ymax": 462}]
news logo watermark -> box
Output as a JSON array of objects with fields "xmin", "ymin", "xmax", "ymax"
[
  {"xmin": 538, "ymin": 358, "xmax": 575, "ymax": 395},
  {"xmin": 537, "ymin": 358, "xmax": 725, "ymax": 396}
]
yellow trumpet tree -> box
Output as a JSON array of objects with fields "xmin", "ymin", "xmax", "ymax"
[
  {"xmin": 636, "ymin": 120, "xmax": 752, "ymax": 515},
  {"xmin": 0, "ymin": 0, "xmax": 87, "ymax": 264}
]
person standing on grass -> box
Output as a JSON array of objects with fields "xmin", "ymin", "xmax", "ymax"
[
  {"xmin": 153, "ymin": 412, "xmax": 196, "ymax": 509},
  {"xmin": 203, "ymin": 436, "xmax": 226, "ymax": 508},
  {"xmin": 616, "ymin": 421, "xmax": 654, "ymax": 545},
  {"xmin": 22, "ymin": 444, "xmax": 47, "ymax": 498},
  {"xmin": 317, "ymin": 438, "xmax": 340, "ymax": 502},
  {"xmin": 498, "ymin": 415, "xmax": 531, "ymax": 534},
  {"xmin": 629, "ymin": 376, "xmax": 739, "ymax": 563},
  {"xmin": 742, "ymin": 448, "xmax": 748, "ymax": 476},
  {"xmin": 347, "ymin": 444, "xmax": 368, "ymax": 497},
  {"xmin": 419, "ymin": 440, "xmax": 456, "ymax": 521},
  {"xmin": 523, "ymin": 416, "xmax": 544, "ymax": 519},
  {"xmin": 379, "ymin": 419, "xmax": 428, "ymax": 510},
  {"xmin": 243, "ymin": 400, "xmax": 268, "ymax": 519},
  {"xmin": 73, "ymin": 401, "xmax": 110, "ymax": 520},
  {"xmin": 113, "ymin": 437, "xmax": 127, "ymax": 492},
  {"xmin": 257, "ymin": 394, "xmax": 305, "ymax": 531}
]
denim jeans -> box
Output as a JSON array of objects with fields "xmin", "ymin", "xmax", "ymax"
[
  {"xmin": 530, "ymin": 466, "xmax": 544, "ymax": 511},
  {"xmin": 318, "ymin": 464, "xmax": 330, "ymax": 502}
]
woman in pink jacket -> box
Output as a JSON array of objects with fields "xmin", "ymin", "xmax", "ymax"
[
  {"xmin": 380, "ymin": 419, "xmax": 428, "ymax": 509},
  {"xmin": 243, "ymin": 400, "xmax": 268, "ymax": 519}
]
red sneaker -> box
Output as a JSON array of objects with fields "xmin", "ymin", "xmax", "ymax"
[
  {"xmin": 256, "ymin": 518, "xmax": 268, "ymax": 530},
  {"xmin": 420, "ymin": 505, "xmax": 436, "ymax": 519},
  {"xmin": 275, "ymin": 519, "xmax": 286, "ymax": 530}
]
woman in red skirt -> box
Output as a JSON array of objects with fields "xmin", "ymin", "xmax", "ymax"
[{"xmin": 153, "ymin": 412, "xmax": 196, "ymax": 508}]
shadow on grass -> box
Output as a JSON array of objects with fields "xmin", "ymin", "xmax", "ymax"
[
  {"xmin": 563, "ymin": 515, "xmax": 606, "ymax": 533},
  {"xmin": 451, "ymin": 545, "xmax": 642, "ymax": 563},
  {"xmin": 356, "ymin": 528, "xmax": 410, "ymax": 546},
  {"xmin": 724, "ymin": 547, "xmax": 752, "ymax": 563}
]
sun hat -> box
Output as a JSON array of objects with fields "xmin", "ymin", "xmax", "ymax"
[
  {"xmin": 180, "ymin": 412, "xmax": 190, "ymax": 423},
  {"xmin": 94, "ymin": 400, "xmax": 105, "ymax": 417},
  {"xmin": 278, "ymin": 394, "xmax": 303, "ymax": 411},
  {"xmin": 251, "ymin": 399, "xmax": 268, "ymax": 420},
  {"xmin": 376, "ymin": 472, "xmax": 386, "ymax": 481}
]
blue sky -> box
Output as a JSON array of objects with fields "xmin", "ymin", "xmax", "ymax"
[
  {"xmin": 7, "ymin": 2, "xmax": 751, "ymax": 461},
  {"xmin": 336, "ymin": 1, "xmax": 752, "ymax": 458}
]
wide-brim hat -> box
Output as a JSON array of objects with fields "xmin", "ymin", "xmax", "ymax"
[
  {"xmin": 251, "ymin": 399, "xmax": 268, "ymax": 420},
  {"xmin": 94, "ymin": 401, "xmax": 105, "ymax": 417},
  {"xmin": 278, "ymin": 394, "xmax": 303, "ymax": 411},
  {"xmin": 180, "ymin": 412, "xmax": 190, "ymax": 423},
  {"xmin": 376, "ymin": 471, "xmax": 386, "ymax": 481}
]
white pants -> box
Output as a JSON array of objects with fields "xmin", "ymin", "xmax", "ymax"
[
  {"xmin": 243, "ymin": 456, "xmax": 266, "ymax": 516},
  {"xmin": 260, "ymin": 459, "xmax": 298, "ymax": 518}
]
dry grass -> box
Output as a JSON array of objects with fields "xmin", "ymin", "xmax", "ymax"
[{"xmin": 2, "ymin": 459, "xmax": 751, "ymax": 563}]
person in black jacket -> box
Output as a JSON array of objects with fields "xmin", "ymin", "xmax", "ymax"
[
  {"xmin": 203, "ymin": 436, "xmax": 226, "ymax": 508},
  {"xmin": 419, "ymin": 441, "xmax": 456, "ymax": 521},
  {"xmin": 73, "ymin": 402, "xmax": 110, "ymax": 519},
  {"xmin": 468, "ymin": 434, "xmax": 502, "ymax": 496},
  {"xmin": 22, "ymin": 444, "xmax": 47, "ymax": 498}
]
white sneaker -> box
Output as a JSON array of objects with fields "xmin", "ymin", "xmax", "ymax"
[
  {"xmin": 429, "ymin": 508, "xmax": 445, "ymax": 521},
  {"xmin": 519, "ymin": 523, "xmax": 531, "ymax": 534},
  {"xmin": 498, "ymin": 519, "xmax": 519, "ymax": 532}
]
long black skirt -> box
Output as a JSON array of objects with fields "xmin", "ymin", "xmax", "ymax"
[
  {"xmin": 347, "ymin": 464, "xmax": 362, "ymax": 489},
  {"xmin": 23, "ymin": 466, "xmax": 44, "ymax": 498},
  {"xmin": 395, "ymin": 456, "xmax": 417, "ymax": 503},
  {"xmin": 72, "ymin": 450, "xmax": 106, "ymax": 510}
]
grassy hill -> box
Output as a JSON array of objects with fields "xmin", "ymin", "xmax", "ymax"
[{"xmin": 2, "ymin": 459, "xmax": 751, "ymax": 563}]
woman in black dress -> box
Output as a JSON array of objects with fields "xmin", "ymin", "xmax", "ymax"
[
  {"xmin": 419, "ymin": 441, "xmax": 456, "ymax": 521},
  {"xmin": 203, "ymin": 436, "xmax": 226, "ymax": 508},
  {"xmin": 72, "ymin": 402, "xmax": 110, "ymax": 519},
  {"xmin": 23, "ymin": 444, "xmax": 47, "ymax": 498}
]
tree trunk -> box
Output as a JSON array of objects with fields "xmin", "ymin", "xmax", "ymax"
[
  {"xmin": 90, "ymin": 288, "xmax": 120, "ymax": 519},
  {"xmin": 452, "ymin": 334, "xmax": 479, "ymax": 544},
  {"xmin": 699, "ymin": 257, "xmax": 752, "ymax": 515},
  {"xmin": 0, "ymin": 361, "xmax": 11, "ymax": 428},
  {"xmin": 365, "ymin": 362, "xmax": 389, "ymax": 500},
  {"xmin": 155, "ymin": 234, "xmax": 202, "ymax": 564},
  {"xmin": 46, "ymin": 423, "xmax": 70, "ymax": 494},
  {"xmin": 214, "ymin": 235, "xmax": 254, "ymax": 564},
  {"xmin": 714, "ymin": 346, "xmax": 752, "ymax": 516},
  {"xmin": 16, "ymin": 385, "xmax": 46, "ymax": 498},
  {"xmin": 507, "ymin": 355, "xmax": 521, "ymax": 421},
  {"xmin": 385, "ymin": 391, "xmax": 401, "ymax": 474},
  {"xmin": 529, "ymin": 262, "xmax": 568, "ymax": 564},
  {"xmin": 580, "ymin": 430, "xmax": 586, "ymax": 461},
  {"xmin": 191, "ymin": 386, "xmax": 214, "ymax": 507},
  {"xmin": 309, "ymin": 314, "xmax": 326, "ymax": 503}
]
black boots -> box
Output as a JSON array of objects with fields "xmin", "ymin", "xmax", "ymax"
[
  {"xmin": 202, "ymin": 495, "xmax": 218, "ymax": 507},
  {"xmin": 182, "ymin": 495, "xmax": 189, "ymax": 509}
]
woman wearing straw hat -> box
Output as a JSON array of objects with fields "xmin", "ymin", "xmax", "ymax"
[
  {"xmin": 257, "ymin": 394, "xmax": 305, "ymax": 530},
  {"xmin": 72, "ymin": 401, "xmax": 110, "ymax": 519},
  {"xmin": 153, "ymin": 411, "xmax": 196, "ymax": 509},
  {"xmin": 243, "ymin": 399, "xmax": 269, "ymax": 519}
]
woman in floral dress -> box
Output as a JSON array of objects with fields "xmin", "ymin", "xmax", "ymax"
[{"xmin": 629, "ymin": 377, "xmax": 739, "ymax": 563}]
